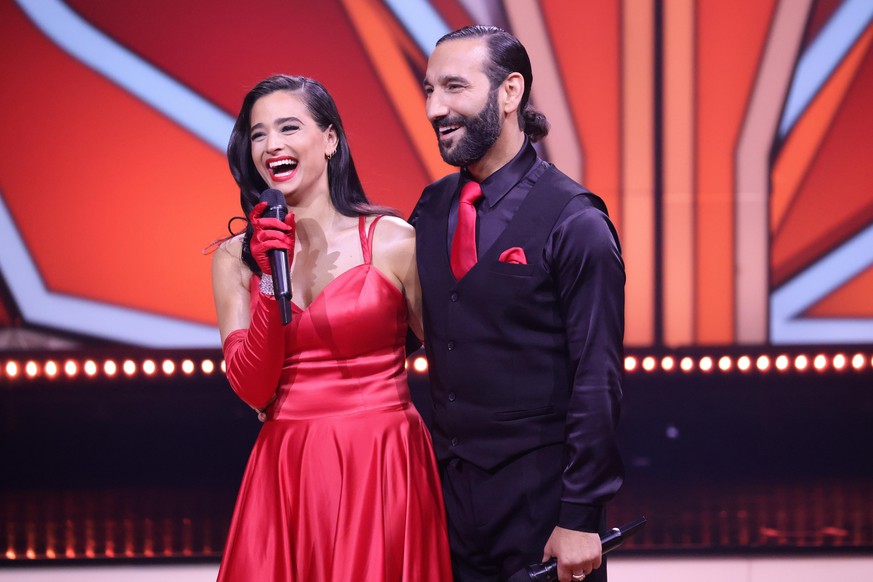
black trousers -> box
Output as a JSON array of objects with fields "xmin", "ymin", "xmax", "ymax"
[{"xmin": 440, "ymin": 445, "xmax": 607, "ymax": 582}]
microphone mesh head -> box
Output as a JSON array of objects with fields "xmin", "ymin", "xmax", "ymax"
[{"xmin": 259, "ymin": 189, "xmax": 284, "ymax": 206}]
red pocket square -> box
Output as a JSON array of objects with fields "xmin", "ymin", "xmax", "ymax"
[{"xmin": 498, "ymin": 247, "xmax": 527, "ymax": 265}]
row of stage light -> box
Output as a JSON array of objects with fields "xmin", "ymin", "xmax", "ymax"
[{"xmin": 0, "ymin": 350, "xmax": 871, "ymax": 383}]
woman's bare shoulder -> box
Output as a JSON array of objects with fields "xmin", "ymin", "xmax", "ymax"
[
  {"xmin": 212, "ymin": 234, "xmax": 244, "ymax": 266},
  {"xmin": 371, "ymin": 215, "xmax": 415, "ymax": 244}
]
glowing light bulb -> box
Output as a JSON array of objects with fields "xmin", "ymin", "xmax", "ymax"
[
  {"xmin": 775, "ymin": 355, "xmax": 789, "ymax": 371},
  {"xmin": 756, "ymin": 355, "xmax": 770, "ymax": 371},
  {"xmin": 680, "ymin": 357, "xmax": 694, "ymax": 372},
  {"xmin": 64, "ymin": 360, "xmax": 78, "ymax": 377},
  {"xmin": 794, "ymin": 355, "xmax": 809, "ymax": 371}
]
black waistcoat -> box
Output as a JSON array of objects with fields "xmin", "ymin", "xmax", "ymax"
[{"xmin": 416, "ymin": 165, "xmax": 591, "ymax": 469}]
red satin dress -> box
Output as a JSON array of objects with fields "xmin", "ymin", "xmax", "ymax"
[{"xmin": 217, "ymin": 216, "xmax": 452, "ymax": 581}]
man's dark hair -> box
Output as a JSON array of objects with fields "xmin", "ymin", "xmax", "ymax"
[{"xmin": 436, "ymin": 25, "xmax": 550, "ymax": 142}]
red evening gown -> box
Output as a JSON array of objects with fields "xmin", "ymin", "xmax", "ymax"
[{"xmin": 217, "ymin": 216, "xmax": 452, "ymax": 581}]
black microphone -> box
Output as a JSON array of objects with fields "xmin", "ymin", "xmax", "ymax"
[
  {"xmin": 258, "ymin": 189, "xmax": 292, "ymax": 325},
  {"xmin": 507, "ymin": 517, "xmax": 647, "ymax": 582}
]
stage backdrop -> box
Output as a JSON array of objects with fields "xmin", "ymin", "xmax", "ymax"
[{"xmin": 1, "ymin": 0, "xmax": 872, "ymax": 348}]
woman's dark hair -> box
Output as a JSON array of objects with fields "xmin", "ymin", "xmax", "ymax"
[
  {"xmin": 436, "ymin": 25, "xmax": 550, "ymax": 143},
  {"xmin": 227, "ymin": 74, "xmax": 395, "ymax": 274}
]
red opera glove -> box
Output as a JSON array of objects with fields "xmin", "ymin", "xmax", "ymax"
[
  {"xmin": 222, "ymin": 289, "xmax": 286, "ymax": 412},
  {"xmin": 249, "ymin": 201, "xmax": 296, "ymax": 276}
]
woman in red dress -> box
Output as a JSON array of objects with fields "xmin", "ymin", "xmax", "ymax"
[{"xmin": 211, "ymin": 75, "xmax": 451, "ymax": 581}]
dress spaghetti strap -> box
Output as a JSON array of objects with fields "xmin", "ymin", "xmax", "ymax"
[{"xmin": 358, "ymin": 215, "xmax": 383, "ymax": 265}]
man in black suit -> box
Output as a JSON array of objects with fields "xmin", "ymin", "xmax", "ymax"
[{"xmin": 411, "ymin": 26, "xmax": 625, "ymax": 582}]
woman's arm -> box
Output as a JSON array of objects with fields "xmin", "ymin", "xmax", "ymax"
[
  {"xmin": 371, "ymin": 216, "xmax": 424, "ymax": 341},
  {"xmin": 212, "ymin": 237, "xmax": 285, "ymax": 409},
  {"xmin": 212, "ymin": 237, "xmax": 252, "ymax": 344}
]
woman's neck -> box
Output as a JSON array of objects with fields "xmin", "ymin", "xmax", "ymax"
[{"xmin": 289, "ymin": 190, "xmax": 350, "ymax": 243}]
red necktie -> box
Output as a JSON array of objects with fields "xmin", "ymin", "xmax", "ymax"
[{"xmin": 450, "ymin": 180, "xmax": 484, "ymax": 280}]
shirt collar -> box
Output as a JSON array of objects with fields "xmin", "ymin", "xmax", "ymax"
[{"xmin": 461, "ymin": 139, "xmax": 539, "ymax": 207}]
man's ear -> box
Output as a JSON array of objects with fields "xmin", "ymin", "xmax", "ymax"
[{"xmin": 501, "ymin": 72, "xmax": 524, "ymax": 115}]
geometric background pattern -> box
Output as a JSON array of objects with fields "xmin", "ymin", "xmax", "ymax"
[{"xmin": 1, "ymin": 0, "xmax": 871, "ymax": 348}]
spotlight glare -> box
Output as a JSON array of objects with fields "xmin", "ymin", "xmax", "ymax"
[
  {"xmin": 123, "ymin": 360, "xmax": 137, "ymax": 376},
  {"xmin": 851, "ymin": 353, "xmax": 865, "ymax": 370},
  {"xmin": 642, "ymin": 356, "xmax": 656, "ymax": 371},
  {"xmin": 25, "ymin": 361, "xmax": 39, "ymax": 378},
  {"xmin": 104, "ymin": 360, "xmax": 118, "ymax": 377},
  {"xmin": 699, "ymin": 356, "xmax": 713, "ymax": 372},
  {"xmin": 162, "ymin": 359, "xmax": 175, "ymax": 375},
  {"xmin": 143, "ymin": 360, "xmax": 156, "ymax": 375},
  {"xmin": 737, "ymin": 356, "xmax": 751, "ymax": 371},
  {"xmin": 45, "ymin": 361, "xmax": 59, "ymax": 378},
  {"xmin": 718, "ymin": 356, "xmax": 732, "ymax": 371},
  {"xmin": 413, "ymin": 356, "xmax": 428, "ymax": 373},
  {"xmin": 5, "ymin": 361, "xmax": 19, "ymax": 378},
  {"xmin": 182, "ymin": 360, "xmax": 195, "ymax": 375},
  {"xmin": 220, "ymin": 360, "xmax": 227, "ymax": 374},
  {"xmin": 83, "ymin": 360, "xmax": 98, "ymax": 377},
  {"xmin": 813, "ymin": 354, "xmax": 827, "ymax": 371},
  {"xmin": 833, "ymin": 354, "xmax": 846, "ymax": 370},
  {"xmin": 201, "ymin": 360, "xmax": 215, "ymax": 374},
  {"xmin": 624, "ymin": 356, "xmax": 637, "ymax": 372}
]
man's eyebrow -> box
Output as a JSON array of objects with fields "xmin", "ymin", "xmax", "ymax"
[{"xmin": 423, "ymin": 74, "xmax": 470, "ymax": 86}]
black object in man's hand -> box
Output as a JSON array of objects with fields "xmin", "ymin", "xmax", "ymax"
[{"xmin": 507, "ymin": 517, "xmax": 647, "ymax": 582}]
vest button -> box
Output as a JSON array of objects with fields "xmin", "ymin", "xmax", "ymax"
[
  {"xmin": 448, "ymin": 392, "xmax": 456, "ymax": 402},
  {"xmin": 451, "ymin": 437, "xmax": 459, "ymax": 447},
  {"xmin": 447, "ymin": 341, "xmax": 455, "ymax": 350},
  {"xmin": 450, "ymin": 291, "xmax": 459, "ymax": 302}
]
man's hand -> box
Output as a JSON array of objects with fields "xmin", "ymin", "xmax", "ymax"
[{"xmin": 542, "ymin": 526, "xmax": 601, "ymax": 582}]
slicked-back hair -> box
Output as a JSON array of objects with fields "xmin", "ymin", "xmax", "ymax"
[
  {"xmin": 436, "ymin": 25, "xmax": 549, "ymax": 142},
  {"xmin": 226, "ymin": 75, "xmax": 395, "ymax": 274}
]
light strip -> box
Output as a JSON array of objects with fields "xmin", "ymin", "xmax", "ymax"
[
  {"xmin": 0, "ymin": 194, "xmax": 220, "ymax": 348},
  {"xmin": 771, "ymin": 223, "xmax": 873, "ymax": 343},
  {"xmin": 1, "ymin": 351, "xmax": 870, "ymax": 383},
  {"xmin": 382, "ymin": 0, "xmax": 450, "ymax": 54},
  {"xmin": 14, "ymin": 0, "xmax": 234, "ymax": 151},
  {"xmin": 778, "ymin": 0, "xmax": 873, "ymax": 138}
]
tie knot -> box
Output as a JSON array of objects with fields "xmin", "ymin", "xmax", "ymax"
[{"xmin": 460, "ymin": 181, "xmax": 483, "ymax": 205}]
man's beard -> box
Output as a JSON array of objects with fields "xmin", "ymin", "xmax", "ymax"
[{"xmin": 435, "ymin": 90, "xmax": 501, "ymax": 168}]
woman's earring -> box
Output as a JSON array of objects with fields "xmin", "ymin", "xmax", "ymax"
[{"xmin": 325, "ymin": 148, "xmax": 336, "ymax": 160}]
